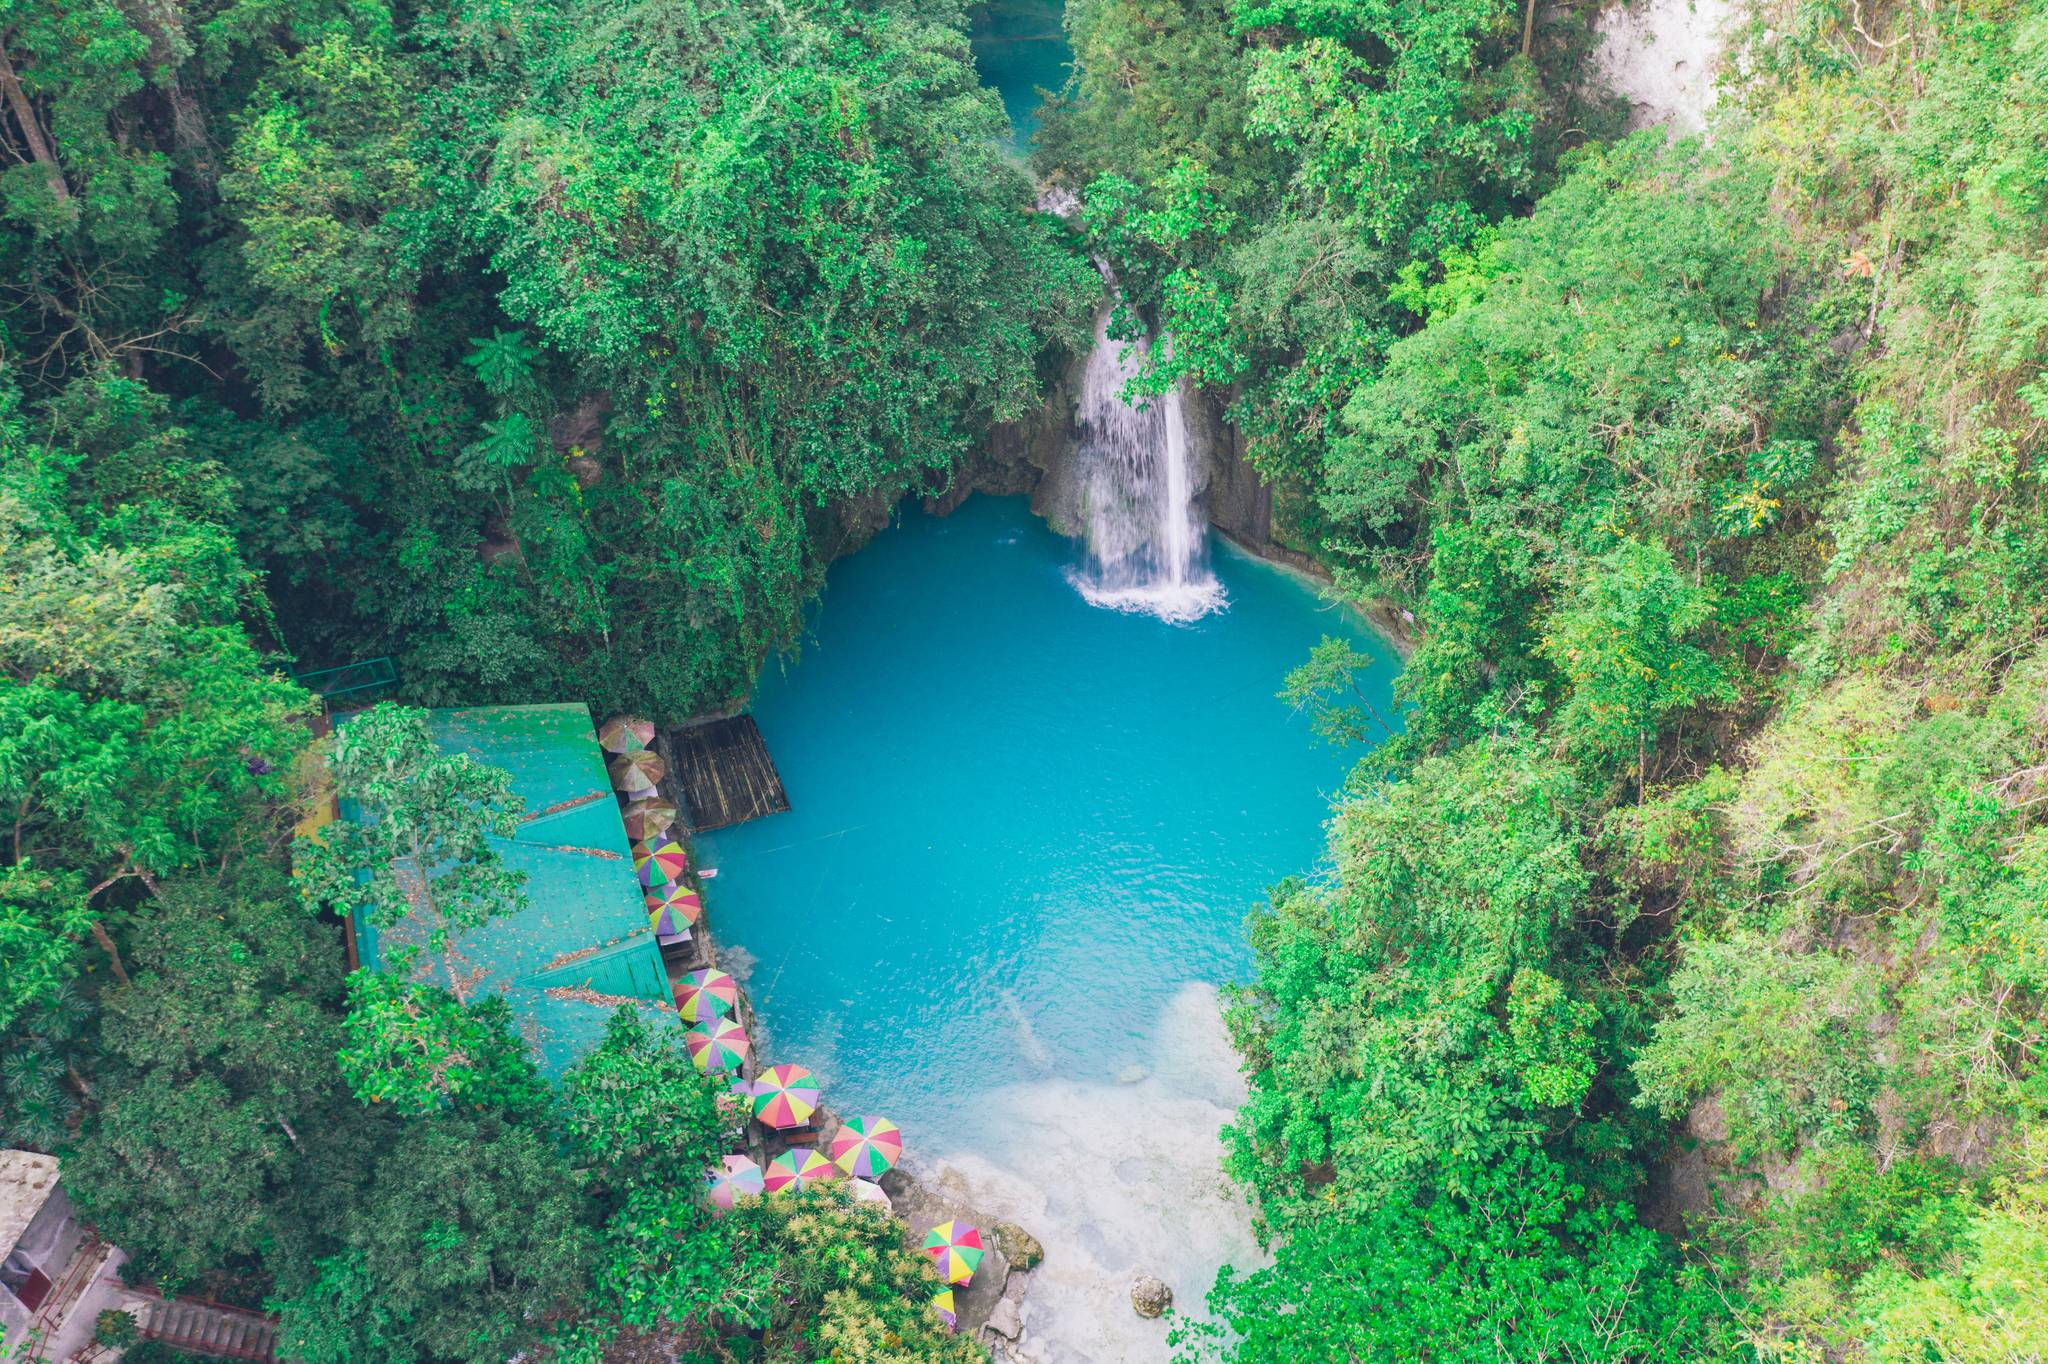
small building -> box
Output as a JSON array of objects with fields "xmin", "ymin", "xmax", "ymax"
[
  {"xmin": 0, "ymin": 1151, "xmax": 98, "ymax": 1359},
  {"xmin": 345, "ymin": 703, "xmax": 679, "ymax": 1079}
]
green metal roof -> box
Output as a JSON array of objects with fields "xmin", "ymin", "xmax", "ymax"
[{"xmin": 347, "ymin": 703, "xmax": 678, "ymax": 1079}]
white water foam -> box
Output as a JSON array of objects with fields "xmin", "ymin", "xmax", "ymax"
[{"xmin": 911, "ymin": 983, "xmax": 1262, "ymax": 1363}]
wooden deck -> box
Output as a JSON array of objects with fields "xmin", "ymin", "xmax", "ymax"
[{"xmin": 664, "ymin": 716, "xmax": 790, "ymax": 832}]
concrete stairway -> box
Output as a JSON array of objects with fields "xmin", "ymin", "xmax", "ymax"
[{"xmin": 135, "ymin": 1295, "xmax": 278, "ymax": 1362}]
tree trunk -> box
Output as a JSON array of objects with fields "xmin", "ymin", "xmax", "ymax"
[
  {"xmin": 1522, "ymin": 0, "xmax": 1539, "ymax": 56},
  {"xmin": 109, "ymin": 0, "xmax": 216, "ymax": 190},
  {"xmin": 89, "ymin": 920, "xmax": 131, "ymax": 988},
  {"xmin": 0, "ymin": 40, "xmax": 69, "ymax": 203}
]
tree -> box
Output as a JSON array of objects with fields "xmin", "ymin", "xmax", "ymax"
[
  {"xmin": 1277, "ymin": 636, "xmax": 1397, "ymax": 746},
  {"xmin": 63, "ymin": 869, "xmax": 351, "ymax": 1285},
  {"xmin": 563, "ymin": 1008, "xmax": 725, "ymax": 1197},
  {"xmin": 0, "ymin": 865, "xmax": 90, "ymax": 1031},
  {"xmin": 558, "ymin": 1011, "xmax": 982, "ymax": 1360},
  {"xmin": 270, "ymin": 1111, "xmax": 592, "ymax": 1364},
  {"xmin": 1541, "ymin": 538, "xmax": 1729, "ymax": 779},
  {"xmin": 588, "ymin": 1191, "xmax": 977, "ymax": 1362},
  {"xmin": 0, "ymin": 375, "xmax": 313, "ymax": 999},
  {"xmin": 1862, "ymin": 1134, "xmax": 2048, "ymax": 1364},
  {"xmin": 0, "ymin": 978, "xmax": 89, "ymax": 1151},
  {"xmin": 1223, "ymin": 739, "xmax": 1595, "ymax": 1206},
  {"xmin": 1185, "ymin": 1149, "xmax": 1729, "ymax": 1363},
  {"xmin": 460, "ymin": 0, "xmax": 1096, "ymax": 715},
  {"xmin": 0, "ymin": 383, "xmax": 313, "ymax": 861},
  {"xmin": 335, "ymin": 971, "xmax": 549, "ymax": 1119},
  {"xmin": 295, "ymin": 702, "xmax": 527, "ymax": 1000}
]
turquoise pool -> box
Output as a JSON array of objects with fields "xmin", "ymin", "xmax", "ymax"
[
  {"xmin": 969, "ymin": 0, "xmax": 1071, "ymax": 147},
  {"xmin": 699, "ymin": 496, "xmax": 1396, "ymax": 1149}
]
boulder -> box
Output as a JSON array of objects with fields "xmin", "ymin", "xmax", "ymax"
[
  {"xmin": 1130, "ymin": 1275, "xmax": 1172, "ymax": 1319},
  {"xmin": 991, "ymin": 1221, "xmax": 1044, "ymax": 1271},
  {"xmin": 986, "ymin": 1298, "xmax": 1024, "ymax": 1340}
]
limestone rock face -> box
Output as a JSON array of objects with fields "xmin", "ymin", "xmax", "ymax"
[
  {"xmin": 1591, "ymin": 0, "xmax": 1736, "ymax": 135},
  {"xmin": 991, "ymin": 1221, "xmax": 1044, "ymax": 1271},
  {"xmin": 1130, "ymin": 1275, "xmax": 1172, "ymax": 1319},
  {"xmin": 1183, "ymin": 386, "xmax": 1264, "ymax": 552}
]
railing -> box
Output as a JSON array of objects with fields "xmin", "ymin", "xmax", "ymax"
[
  {"xmin": 24, "ymin": 1237, "xmax": 104, "ymax": 1351},
  {"xmin": 290, "ymin": 657, "xmax": 399, "ymax": 702}
]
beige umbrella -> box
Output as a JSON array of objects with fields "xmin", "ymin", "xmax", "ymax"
[
  {"xmin": 621, "ymin": 797, "xmax": 679, "ymax": 841},
  {"xmin": 608, "ymin": 749, "xmax": 665, "ymax": 797},
  {"xmin": 598, "ymin": 716, "xmax": 655, "ymax": 753}
]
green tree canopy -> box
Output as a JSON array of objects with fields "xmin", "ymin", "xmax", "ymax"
[{"xmin": 294, "ymin": 702, "xmax": 527, "ymax": 986}]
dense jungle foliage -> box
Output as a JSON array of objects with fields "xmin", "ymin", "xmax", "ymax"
[
  {"xmin": 1035, "ymin": 0, "xmax": 2048, "ymax": 1358},
  {"xmin": 3, "ymin": 0, "xmax": 2045, "ymax": 1355},
  {"xmin": 0, "ymin": 0, "xmax": 1076, "ymax": 1354}
]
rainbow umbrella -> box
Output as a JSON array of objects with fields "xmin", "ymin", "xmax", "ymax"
[
  {"xmin": 921, "ymin": 1221, "xmax": 984, "ymax": 1285},
  {"xmin": 598, "ymin": 716, "xmax": 654, "ymax": 754},
  {"xmin": 677, "ymin": 968, "xmax": 740, "ymax": 1022},
  {"xmin": 684, "ymin": 1016, "xmax": 749, "ymax": 1073},
  {"xmin": 704, "ymin": 1154, "xmax": 763, "ymax": 1213},
  {"xmin": 637, "ymin": 855, "xmax": 688, "ymax": 896},
  {"xmin": 608, "ymin": 749, "xmax": 665, "ymax": 797},
  {"xmin": 763, "ymin": 1147, "xmax": 838, "ymax": 1194},
  {"xmin": 646, "ymin": 883, "xmax": 702, "ymax": 938},
  {"xmin": 848, "ymin": 1178, "xmax": 891, "ymax": 1209},
  {"xmin": 751, "ymin": 1064, "xmax": 821, "ymax": 1129},
  {"xmin": 630, "ymin": 836, "xmax": 680, "ymax": 867},
  {"xmin": 633, "ymin": 838, "xmax": 689, "ymax": 883},
  {"xmin": 931, "ymin": 1289, "xmax": 957, "ymax": 1333},
  {"xmin": 829, "ymin": 1115, "xmax": 903, "ymax": 1179},
  {"xmin": 621, "ymin": 798, "xmax": 679, "ymax": 841}
]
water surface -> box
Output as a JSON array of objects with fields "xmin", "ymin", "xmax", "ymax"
[
  {"xmin": 698, "ymin": 495, "xmax": 1397, "ymax": 1355},
  {"xmin": 969, "ymin": 0, "xmax": 1071, "ymax": 147}
]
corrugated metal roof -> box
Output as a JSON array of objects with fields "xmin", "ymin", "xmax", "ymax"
[{"xmin": 347, "ymin": 703, "xmax": 677, "ymax": 1079}]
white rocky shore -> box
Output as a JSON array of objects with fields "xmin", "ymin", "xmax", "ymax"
[{"xmin": 900, "ymin": 983, "xmax": 1263, "ymax": 1363}]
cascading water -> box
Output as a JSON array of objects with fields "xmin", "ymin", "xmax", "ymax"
[{"xmin": 1067, "ymin": 289, "xmax": 1226, "ymax": 624}]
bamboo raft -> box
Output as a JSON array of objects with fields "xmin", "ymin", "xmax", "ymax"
[{"xmin": 663, "ymin": 715, "xmax": 791, "ymax": 832}]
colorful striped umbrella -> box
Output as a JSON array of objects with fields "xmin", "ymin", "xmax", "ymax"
[
  {"xmin": 677, "ymin": 968, "xmax": 740, "ymax": 1023},
  {"xmin": 646, "ymin": 883, "xmax": 702, "ymax": 938},
  {"xmin": 598, "ymin": 716, "xmax": 654, "ymax": 754},
  {"xmin": 636, "ymin": 860, "xmax": 674, "ymax": 895},
  {"xmin": 645, "ymin": 880, "xmax": 702, "ymax": 920},
  {"xmin": 620, "ymin": 798, "xmax": 679, "ymax": 841},
  {"xmin": 931, "ymin": 1289, "xmax": 957, "ymax": 1333},
  {"xmin": 847, "ymin": 1178, "xmax": 891, "ymax": 1209},
  {"xmin": 684, "ymin": 1016, "xmax": 749, "ymax": 1073},
  {"xmin": 608, "ymin": 749, "xmax": 665, "ymax": 797},
  {"xmin": 763, "ymin": 1147, "xmax": 838, "ymax": 1194},
  {"xmin": 751, "ymin": 1064, "xmax": 821, "ymax": 1129},
  {"xmin": 829, "ymin": 1115, "xmax": 903, "ymax": 1179},
  {"xmin": 633, "ymin": 838, "xmax": 689, "ymax": 883},
  {"xmin": 704, "ymin": 1154, "xmax": 763, "ymax": 1212},
  {"xmin": 921, "ymin": 1221, "xmax": 984, "ymax": 1285}
]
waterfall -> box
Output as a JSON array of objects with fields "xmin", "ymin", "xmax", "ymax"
[{"xmin": 1067, "ymin": 294, "xmax": 1225, "ymax": 624}]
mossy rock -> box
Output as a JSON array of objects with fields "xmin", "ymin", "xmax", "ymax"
[{"xmin": 991, "ymin": 1221, "xmax": 1043, "ymax": 1271}]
